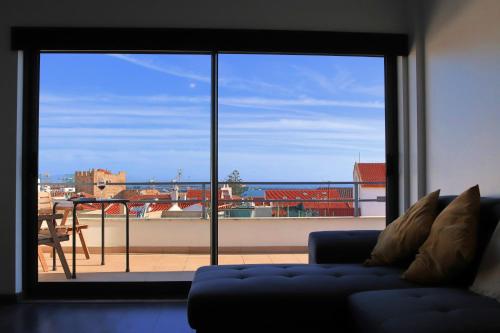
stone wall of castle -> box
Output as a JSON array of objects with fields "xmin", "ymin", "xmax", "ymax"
[{"xmin": 74, "ymin": 169, "xmax": 126, "ymax": 198}]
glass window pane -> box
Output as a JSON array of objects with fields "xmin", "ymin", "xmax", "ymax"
[
  {"xmin": 38, "ymin": 53, "xmax": 211, "ymax": 282},
  {"xmin": 218, "ymin": 54, "xmax": 386, "ymax": 265}
]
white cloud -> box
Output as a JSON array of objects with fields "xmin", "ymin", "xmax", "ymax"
[
  {"xmin": 293, "ymin": 65, "xmax": 385, "ymax": 98},
  {"xmin": 293, "ymin": 65, "xmax": 354, "ymax": 94},
  {"xmin": 219, "ymin": 130, "xmax": 384, "ymax": 143},
  {"xmin": 218, "ymin": 76, "xmax": 295, "ymax": 96},
  {"xmin": 108, "ymin": 54, "xmax": 210, "ymax": 82},
  {"xmin": 40, "ymin": 92, "xmax": 383, "ymax": 110},
  {"xmin": 220, "ymin": 96, "xmax": 384, "ymax": 109},
  {"xmin": 40, "ymin": 105, "xmax": 207, "ymax": 117},
  {"xmin": 40, "ymin": 127, "xmax": 209, "ymax": 138},
  {"xmin": 40, "ymin": 93, "xmax": 211, "ymax": 105},
  {"xmin": 110, "ymin": 54, "xmax": 295, "ymax": 96},
  {"xmin": 219, "ymin": 118, "xmax": 374, "ymax": 131}
]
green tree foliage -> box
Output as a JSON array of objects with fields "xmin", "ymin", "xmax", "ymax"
[{"xmin": 225, "ymin": 170, "xmax": 245, "ymax": 196}]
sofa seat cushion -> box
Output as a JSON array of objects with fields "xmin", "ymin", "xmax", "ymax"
[
  {"xmin": 350, "ymin": 288, "xmax": 500, "ymax": 333},
  {"xmin": 188, "ymin": 264, "xmax": 420, "ymax": 330}
]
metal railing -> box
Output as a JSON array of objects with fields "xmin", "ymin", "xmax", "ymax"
[{"xmin": 40, "ymin": 181, "xmax": 386, "ymax": 218}]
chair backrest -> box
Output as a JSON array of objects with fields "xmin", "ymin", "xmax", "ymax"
[{"xmin": 38, "ymin": 191, "xmax": 53, "ymax": 214}]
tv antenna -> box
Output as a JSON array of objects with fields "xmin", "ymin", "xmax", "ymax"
[{"xmin": 175, "ymin": 169, "xmax": 183, "ymax": 182}]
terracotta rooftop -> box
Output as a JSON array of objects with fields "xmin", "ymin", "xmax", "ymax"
[
  {"xmin": 354, "ymin": 163, "xmax": 386, "ymax": 188},
  {"xmin": 265, "ymin": 189, "xmax": 352, "ymax": 209}
]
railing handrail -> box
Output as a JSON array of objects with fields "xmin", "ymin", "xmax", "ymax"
[
  {"xmin": 40, "ymin": 180, "xmax": 386, "ymax": 186},
  {"xmin": 44, "ymin": 180, "xmax": 386, "ymax": 218},
  {"xmin": 114, "ymin": 198, "xmax": 382, "ymax": 204},
  {"xmin": 54, "ymin": 198, "xmax": 385, "ymax": 205}
]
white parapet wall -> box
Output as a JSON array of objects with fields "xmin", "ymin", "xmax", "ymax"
[{"xmin": 63, "ymin": 217, "xmax": 385, "ymax": 252}]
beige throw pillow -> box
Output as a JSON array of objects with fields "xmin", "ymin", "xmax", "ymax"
[
  {"xmin": 403, "ymin": 185, "xmax": 480, "ymax": 284},
  {"xmin": 365, "ymin": 189, "xmax": 440, "ymax": 266},
  {"xmin": 470, "ymin": 221, "xmax": 500, "ymax": 302}
]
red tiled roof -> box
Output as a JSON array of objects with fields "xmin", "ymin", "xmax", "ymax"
[
  {"xmin": 180, "ymin": 202, "xmax": 195, "ymax": 209},
  {"xmin": 106, "ymin": 197, "xmax": 209, "ymax": 215},
  {"xmin": 77, "ymin": 203, "xmax": 102, "ymax": 211},
  {"xmin": 104, "ymin": 203, "xmax": 124, "ymax": 215},
  {"xmin": 76, "ymin": 190, "xmax": 233, "ymax": 216},
  {"xmin": 187, "ymin": 189, "xmax": 211, "ymax": 200},
  {"xmin": 355, "ymin": 163, "xmax": 386, "ymax": 188},
  {"xmin": 148, "ymin": 203, "xmax": 172, "ymax": 212},
  {"xmin": 265, "ymin": 189, "xmax": 352, "ymax": 209},
  {"xmin": 103, "ymin": 202, "xmax": 171, "ymax": 215},
  {"xmin": 188, "ymin": 189, "xmax": 233, "ymax": 199},
  {"xmin": 127, "ymin": 193, "xmax": 172, "ymax": 201},
  {"xmin": 311, "ymin": 207, "xmax": 355, "ymax": 216},
  {"xmin": 317, "ymin": 187, "xmax": 353, "ymax": 199}
]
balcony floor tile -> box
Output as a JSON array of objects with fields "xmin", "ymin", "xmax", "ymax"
[{"xmin": 38, "ymin": 252, "xmax": 308, "ymax": 282}]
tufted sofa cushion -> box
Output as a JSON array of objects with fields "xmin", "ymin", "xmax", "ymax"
[
  {"xmin": 188, "ymin": 264, "xmax": 421, "ymax": 331},
  {"xmin": 309, "ymin": 230, "xmax": 381, "ymax": 264},
  {"xmin": 349, "ymin": 288, "xmax": 500, "ymax": 333}
]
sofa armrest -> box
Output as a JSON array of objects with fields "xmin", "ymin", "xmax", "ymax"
[{"xmin": 308, "ymin": 230, "xmax": 381, "ymax": 264}]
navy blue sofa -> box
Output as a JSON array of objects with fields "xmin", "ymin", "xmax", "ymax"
[{"xmin": 187, "ymin": 197, "xmax": 500, "ymax": 332}]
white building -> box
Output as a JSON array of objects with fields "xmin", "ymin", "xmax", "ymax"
[{"xmin": 353, "ymin": 163, "xmax": 386, "ymax": 217}]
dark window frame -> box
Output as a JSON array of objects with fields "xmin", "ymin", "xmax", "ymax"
[{"xmin": 13, "ymin": 27, "xmax": 405, "ymax": 300}]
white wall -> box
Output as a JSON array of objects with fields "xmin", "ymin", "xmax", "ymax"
[
  {"xmin": 72, "ymin": 217, "xmax": 385, "ymax": 248},
  {"xmin": 9, "ymin": 0, "xmax": 500, "ymax": 296},
  {"xmin": 0, "ymin": 0, "xmax": 410, "ymax": 295},
  {"xmin": 405, "ymin": 0, "xmax": 429, "ymax": 203},
  {"xmin": 421, "ymin": 0, "xmax": 500, "ymax": 196},
  {"xmin": 359, "ymin": 187, "xmax": 386, "ymax": 216}
]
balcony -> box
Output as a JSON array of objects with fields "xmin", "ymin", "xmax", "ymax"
[{"xmin": 38, "ymin": 181, "xmax": 386, "ymax": 282}]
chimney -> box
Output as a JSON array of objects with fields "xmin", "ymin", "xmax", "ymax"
[{"xmin": 168, "ymin": 181, "xmax": 183, "ymax": 212}]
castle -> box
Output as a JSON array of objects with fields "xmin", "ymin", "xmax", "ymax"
[{"xmin": 74, "ymin": 169, "xmax": 126, "ymax": 198}]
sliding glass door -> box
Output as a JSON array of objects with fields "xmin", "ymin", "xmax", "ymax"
[
  {"xmin": 35, "ymin": 51, "xmax": 393, "ymax": 284},
  {"xmin": 217, "ymin": 54, "xmax": 387, "ymax": 265},
  {"xmin": 38, "ymin": 53, "xmax": 211, "ymax": 282}
]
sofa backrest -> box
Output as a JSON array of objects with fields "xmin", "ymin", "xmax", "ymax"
[{"xmin": 437, "ymin": 196, "xmax": 500, "ymax": 285}]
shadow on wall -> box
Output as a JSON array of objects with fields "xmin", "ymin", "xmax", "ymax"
[{"xmin": 423, "ymin": 0, "xmax": 495, "ymax": 47}]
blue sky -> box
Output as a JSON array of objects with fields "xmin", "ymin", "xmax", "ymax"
[{"xmin": 39, "ymin": 53, "xmax": 385, "ymax": 182}]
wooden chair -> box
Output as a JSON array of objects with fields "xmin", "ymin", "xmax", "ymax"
[
  {"xmin": 38, "ymin": 191, "xmax": 72, "ymax": 279},
  {"xmin": 38, "ymin": 212, "xmax": 71, "ymax": 279},
  {"xmin": 37, "ymin": 191, "xmax": 90, "ymax": 273}
]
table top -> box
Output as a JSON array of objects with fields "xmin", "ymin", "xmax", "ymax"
[
  {"xmin": 70, "ymin": 198, "xmax": 130, "ymax": 204},
  {"xmin": 38, "ymin": 213, "xmax": 64, "ymax": 221}
]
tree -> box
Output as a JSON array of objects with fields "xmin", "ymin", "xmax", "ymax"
[{"xmin": 225, "ymin": 170, "xmax": 245, "ymax": 196}]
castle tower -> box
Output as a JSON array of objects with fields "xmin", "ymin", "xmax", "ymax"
[{"xmin": 74, "ymin": 169, "xmax": 126, "ymax": 198}]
